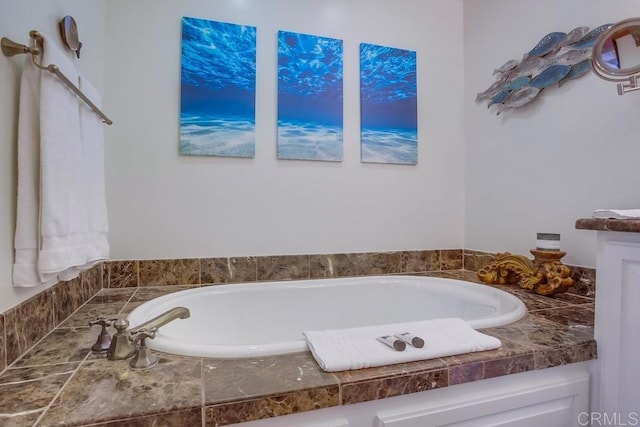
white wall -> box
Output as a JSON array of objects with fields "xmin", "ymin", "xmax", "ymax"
[
  {"xmin": 464, "ymin": 0, "xmax": 640, "ymax": 268},
  {"xmin": 5, "ymin": 0, "xmax": 639, "ymax": 312},
  {"xmin": 0, "ymin": 0, "xmax": 106, "ymax": 312},
  {"xmin": 103, "ymin": 0, "xmax": 466, "ymax": 260}
]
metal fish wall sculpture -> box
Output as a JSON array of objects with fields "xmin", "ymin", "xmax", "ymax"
[
  {"xmin": 493, "ymin": 59, "xmax": 519, "ymax": 75},
  {"xmin": 477, "ymin": 23, "xmax": 611, "ymax": 115},
  {"xmin": 525, "ymin": 32, "xmax": 567, "ymax": 58},
  {"xmin": 486, "ymin": 76, "xmax": 535, "ymax": 108},
  {"xmin": 494, "ymin": 86, "xmax": 541, "ymax": 115},
  {"xmin": 545, "ymin": 48, "xmax": 592, "ymax": 68},
  {"xmin": 507, "ymin": 57, "xmax": 548, "ymax": 79},
  {"xmin": 559, "ymin": 59, "xmax": 592, "ymax": 87},
  {"xmin": 557, "ymin": 26, "xmax": 590, "ymax": 48},
  {"xmin": 529, "ymin": 64, "xmax": 571, "ymax": 88},
  {"xmin": 569, "ymin": 24, "xmax": 614, "ymax": 50}
]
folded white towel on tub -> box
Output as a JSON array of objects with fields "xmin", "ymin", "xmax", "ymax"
[
  {"xmin": 592, "ymin": 209, "xmax": 640, "ymax": 219},
  {"xmin": 304, "ymin": 318, "xmax": 502, "ymax": 372}
]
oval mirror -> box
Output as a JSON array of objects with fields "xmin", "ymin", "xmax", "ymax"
[
  {"xmin": 59, "ymin": 15, "xmax": 82, "ymax": 58},
  {"xmin": 592, "ymin": 18, "xmax": 640, "ymax": 81}
]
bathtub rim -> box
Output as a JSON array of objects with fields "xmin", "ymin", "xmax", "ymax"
[{"xmin": 127, "ymin": 275, "xmax": 527, "ymax": 358}]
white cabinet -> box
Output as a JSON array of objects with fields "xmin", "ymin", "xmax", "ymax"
[
  {"xmin": 591, "ymin": 232, "xmax": 640, "ymax": 417},
  {"xmin": 239, "ymin": 363, "xmax": 590, "ymax": 427},
  {"xmin": 374, "ymin": 365, "xmax": 589, "ymax": 427}
]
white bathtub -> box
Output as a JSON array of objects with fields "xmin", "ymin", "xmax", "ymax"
[{"xmin": 127, "ymin": 275, "xmax": 527, "ymax": 358}]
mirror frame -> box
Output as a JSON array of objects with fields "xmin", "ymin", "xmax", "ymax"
[{"xmin": 592, "ymin": 17, "xmax": 640, "ymax": 82}]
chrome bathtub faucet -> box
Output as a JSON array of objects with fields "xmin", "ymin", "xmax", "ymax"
[
  {"xmin": 95, "ymin": 306, "xmax": 190, "ymax": 369},
  {"xmin": 108, "ymin": 318, "xmax": 136, "ymax": 360}
]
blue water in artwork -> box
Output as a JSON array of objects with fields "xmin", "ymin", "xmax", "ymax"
[
  {"xmin": 278, "ymin": 31, "xmax": 343, "ymax": 161},
  {"xmin": 180, "ymin": 113, "xmax": 255, "ymax": 157},
  {"xmin": 360, "ymin": 43, "xmax": 418, "ymax": 165},
  {"xmin": 361, "ymin": 128, "xmax": 418, "ymax": 165},
  {"xmin": 277, "ymin": 120, "xmax": 343, "ymax": 161},
  {"xmin": 180, "ymin": 17, "xmax": 256, "ymax": 157}
]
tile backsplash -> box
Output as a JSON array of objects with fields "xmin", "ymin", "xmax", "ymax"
[
  {"xmin": 0, "ymin": 248, "xmax": 595, "ymax": 375},
  {"xmin": 104, "ymin": 249, "xmax": 458, "ymax": 288}
]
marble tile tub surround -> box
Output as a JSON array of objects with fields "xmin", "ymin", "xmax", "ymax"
[
  {"xmin": 104, "ymin": 249, "xmax": 458, "ymax": 288},
  {"xmin": 1, "ymin": 249, "xmax": 446, "ymax": 376},
  {"xmin": 0, "ymin": 249, "xmax": 594, "ymax": 377},
  {"xmin": 0, "ymin": 264, "xmax": 103, "ymax": 371},
  {"xmin": 104, "ymin": 248, "xmax": 594, "ymax": 296},
  {"xmin": 0, "ymin": 270, "xmax": 595, "ymax": 427}
]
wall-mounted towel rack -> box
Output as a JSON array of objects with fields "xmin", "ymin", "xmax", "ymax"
[{"xmin": 1, "ymin": 30, "xmax": 112, "ymax": 125}]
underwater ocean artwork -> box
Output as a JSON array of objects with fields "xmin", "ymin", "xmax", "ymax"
[
  {"xmin": 277, "ymin": 31, "xmax": 344, "ymax": 162},
  {"xmin": 179, "ymin": 17, "xmax": 257, "ymax": 157},
  {"xmin": 477, "ymin": 23, "xmax": 613, "ymax": 115},
  {"xmin": 360, "ymin": 43, "xmax": 418, "ymax": 165}
]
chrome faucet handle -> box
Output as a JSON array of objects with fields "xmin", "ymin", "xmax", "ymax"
[
  {"xmin": 130, "ymin": 327, "xmax": 157, "ymax": 342},
  {"xmin": 88, "ymin": 317, "xmax": 114, "ymax": 353},
  {"xmin": 129, "ymin": 328, "xmax": 158, "ymax": 370}
]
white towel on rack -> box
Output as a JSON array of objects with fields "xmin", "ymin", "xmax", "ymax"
[
  {"xmin": 36, "ymin": 33, "xmax": 87, "ymax": 281},
  {"xmin": 12, "ymin": 33, "xmax": 109, "ymax": 287},
  {"xmin": 12, "ymin": 42, "xmax": 55, "ymax": 287},
  {"xmin": 76, "ymin": 76, "xmax": 109, "ymax": 271}
]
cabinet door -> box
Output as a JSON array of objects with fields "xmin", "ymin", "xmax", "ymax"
[
  {"xmin": 595, "ymin": 239, "xmax": 640, "ymax": 416},
  {"xmin": 375, "ymin": 373, "xmax": 588, "ymax": 427}
]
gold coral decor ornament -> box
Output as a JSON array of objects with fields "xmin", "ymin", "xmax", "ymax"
[{"xmin": 477, "ymin": 250, "xmax": 573, "ymax": 296}]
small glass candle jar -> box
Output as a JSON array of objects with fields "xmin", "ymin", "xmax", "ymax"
[{"xmin": 536, "ymin": 233, "xmax": 560, "ymax": 251}]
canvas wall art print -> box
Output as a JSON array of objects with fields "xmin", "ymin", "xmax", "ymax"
[
  {"xmin": 180, "ymin": 17, "xmax": 257, "ymax": 157},
  {"xmin": 360, "ymin": 43, "xmax": 418, "ymax": 165},
  {"xmin": 277, "ymin": 31, "xmax": 344, "ymax": 162}
]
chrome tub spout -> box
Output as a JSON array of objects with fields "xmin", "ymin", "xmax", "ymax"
[
  {"xmin": 130, "ymin": 306, "xmax": 190, "ymax": 334},
  {"xmin": 106, "ymin": 307, "xmax": 190, "ymax": 364}
]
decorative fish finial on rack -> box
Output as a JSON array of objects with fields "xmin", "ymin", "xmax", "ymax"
[{"xmin": 525, "ymin": 32, "xmax": 567, "ymax": 58}]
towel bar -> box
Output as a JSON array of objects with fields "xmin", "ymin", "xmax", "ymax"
[{"xmin": 1, "ymin": 30, "xmax": 112, "ymax": 125}]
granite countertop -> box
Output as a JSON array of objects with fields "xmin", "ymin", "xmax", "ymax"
[
  {"xmin": 0, "ymin": 271, "xmax": 596, "ymax": 427},
  {"xmin": 576, "ymin": 218, "xmax": 640, "ymax": 233}
]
